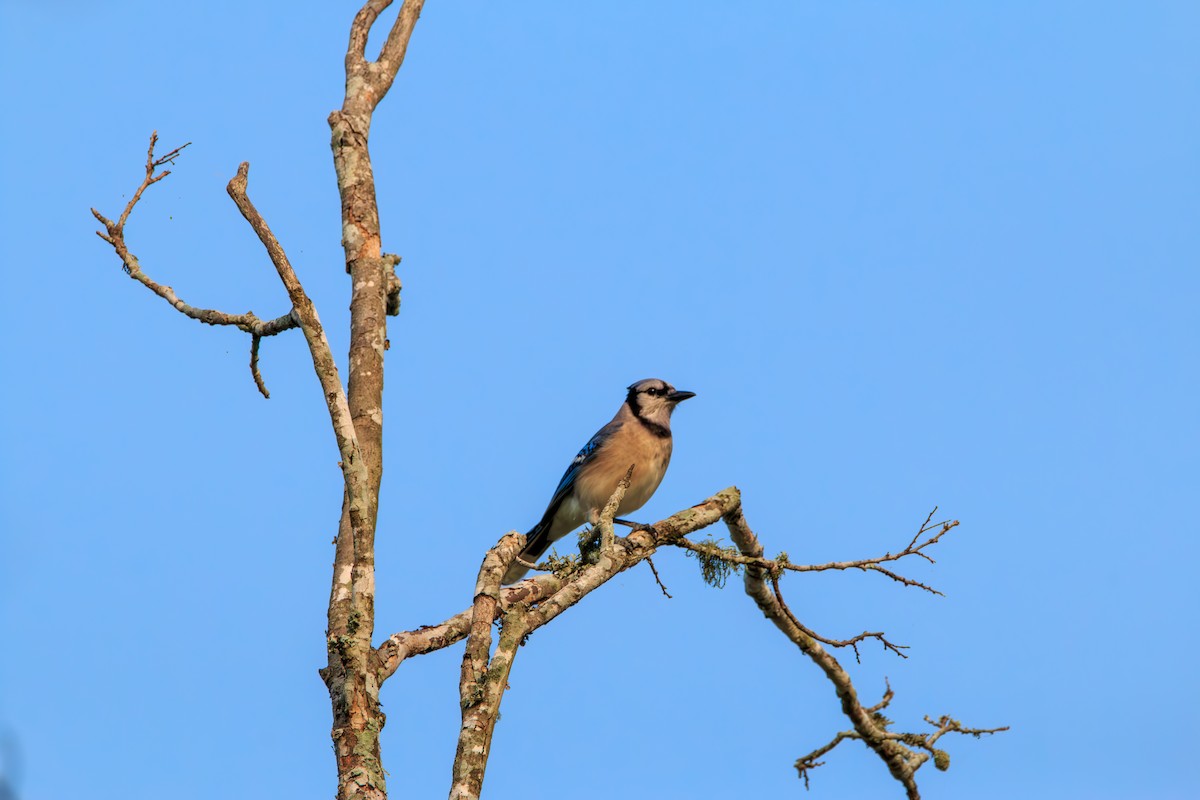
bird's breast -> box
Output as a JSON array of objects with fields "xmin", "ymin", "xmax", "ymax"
[{"xmin": 576, "ymin": 430, "xmax": 673, "ymax": 517}]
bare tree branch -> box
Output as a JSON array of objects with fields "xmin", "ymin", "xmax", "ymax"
[
  {"xmin": 91, "ymin": 132, "xmax": 299, "ymax": 398},
  {"xmin": 645, "ymin": 556, "xmax": 673, "ymax": 598},
  {"xmin": 721, "ymin": 506, "xmax": 1005, "ymax": 799},
  {"xmin": 374, "ymin": 485, "xmax": 1000, "ymax": 798},
  {"xmin": 448, "ymin": 533, "xmax": 528, "ymax": 800},
  {"xmin": 923, "ymin": 715, "xmax": 1010, "ymax": 750},
  {"xmin": 520, "ymin": 489, "xmax": 736, "ymax": 633},
  {"xmin": 225, "ymin": 152, "xmax": 389, "ymax": 800},
  {"xmin": 769, "ymin": 575, "xmax": 909, "ymax": 663},
  {"xmin": 93, "ymin": 121, "xmax": 388, "ymax": 800},
  {"xmin": 375, "ymin": 1, "xmax": 426, "ymax": 93},
  {"xmin": 795, "ymin": 699, "xmax": 1009, "ymax": 791},
  {"xmin": 376, "ymin": 487, "xmax": 742, "ymax": 682},
  {"xmin": 673, "ymin": 511, "xmax": 958, "ymax": 595},
  {"xmin": 447, "ymin": 471, "xmax": 635, "ymax": 800},
  {"xmin": 722, "ymin": 505, "xmax": 921, "ymax": 795},
  {"xmin": 374, "ymin": 574, "xmax": 562, "ymax": 683},
  {"xmin": 319, "ymin": 3, "xmax": 427, "ymax": 796},
  {"xmin": 225, "ymin": 162, "xmax": 366, "ymax": 493},
  {"xmin": 794, "ymin": 730, "xmax": 856, "ymax": 790}
]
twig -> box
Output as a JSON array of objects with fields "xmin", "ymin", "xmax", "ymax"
[
  {"xmin": 770, "ymin": 576, "xmax": 908, "ymax": 662},
  {"xmin": 645, "ymin": 556, "xmax": 673, "ymax": 598},
  {"xmin": 923, "ymin": 715, "xmax": 1010, "ymax": 749},
  {"xmin": 118, "ymin": 132, "xmax": 190, "ymax": 231},
  {"xmin": 672, "ymin": 512, "xmax": 958, "ymax": 596},
  {"xmin": 511, "ymin": 555, "xmax": 541, "ymax": 573},
  {"xmin": 249, "ymin": 335, "xmax": 269, "ymax": 398},
  {"xmin": 866, "ymin": 679, "xmax": 895, "ymax": 714},
  {"xmin": 723, "ymin": 506, "xmax": 922, "ymax": 797},
  {"xmin": 907, "ymin": 507, "xmax": 940, "ymax": 551},
  {"xmin": 795, "ymin": 707, "xmax": 1008, "ymax": 789},
  {"xmin": 795, "ymin": 730, "xmax": 854, "ymax": 790},
  {"xmin": 151, "ymin": 140, "xmax": 191, "ymax": 169},
  {"xmin": 91, "ymin": 132, "xmax": 299, "ymax": 397}
]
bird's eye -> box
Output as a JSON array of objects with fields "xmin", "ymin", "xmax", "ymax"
[{"xmin": 646, "ymin": 387, "xmax": 660, "ymax": 396}]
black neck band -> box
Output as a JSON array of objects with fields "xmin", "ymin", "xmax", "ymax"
[{"xmin": 629, "ymin": 397, "xmax": 671, "ymax": 438}]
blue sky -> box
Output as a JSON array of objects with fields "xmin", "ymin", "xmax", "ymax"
[{"xmin": 1, "ymin": 2, "xmax": 1197, "ymax": 798}]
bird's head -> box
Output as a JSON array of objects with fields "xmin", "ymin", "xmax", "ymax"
[{"xmin": 626, "ymin": 378, "xmax": 695, "ymax": 426}]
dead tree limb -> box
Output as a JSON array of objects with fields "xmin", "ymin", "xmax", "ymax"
[
  {"xmin": 90, "ymin": 133, "xmax": 298, "ymax": 398},
  {"xmin": 448, "ymin": 533, "xmax": 528, "ymax": 800},
  {"xmin": 674, "ymin": 509, "xmax": 958, "ymax": 596},
  {"xmin": 319, "ymin": 3, "xmax": 426, "ymax": 799},
  {"xmin": 721, "ymin": 505, "xmax": 1005, "ymax": 799},
  {"xmin": 371, "ymin": 484, "xmax": 1002, "ymax": 799}
]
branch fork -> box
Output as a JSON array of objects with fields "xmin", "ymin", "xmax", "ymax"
[
  {"xmin": 91, "ymin": 133, "xmax": 299, "ymax": 398},
  {"xmin": 375, "ymin": 485, "xmax": 1001, "ymax": 800}
]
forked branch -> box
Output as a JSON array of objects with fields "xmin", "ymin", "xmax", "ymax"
[
  {"xmin": 91, "ymin": 132, "xmax": 299, "ymax": 398},
  {"xmin": 675, "ymin": 508, "xmax": 958, "ymax": 595},
  {"xmin": 376, "ymin": 487, "xmax": 1001, "ymax": 799},
  {"xmin": 795, "ymin": 691, "xmax": 1010, "ymax": 792},
  {"xmin": 376, "ymin": 485, "xmax": 740, "ymax": 681},
  {"xmin": 448, "ymin": 532, "xmax": 528, "ymax": 800},
  {"xmin": 769, "ymin": 575, "xmax": 909, "ymax": 662},
  {"xmin": 346, "ymin": 0, "xmax": 426, "ymax": 106},
  {"xmin": 447, "ymin": 471, "xmax": 635, "ymax": 800},
  {"xmin": 224, "ymin": 162, "xmax": 366, "ymax": 493},
  {"xmin": 722, "ymin": 506, "xmax": 1004, "ymax": 799}
]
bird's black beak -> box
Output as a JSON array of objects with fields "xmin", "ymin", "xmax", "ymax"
[{"xmin": 668, "ymin": 389, "xmax": 696, "ymax": 403}]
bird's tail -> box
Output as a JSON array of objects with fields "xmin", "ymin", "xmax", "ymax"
[{"xmin": 502, "ymin": 517, "xmax": 554, "ymax": 585}]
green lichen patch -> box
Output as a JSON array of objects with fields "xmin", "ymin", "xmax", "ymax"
[{"xmin": 684, "ymin": 537, "xmax": 744, "ymax": 589}]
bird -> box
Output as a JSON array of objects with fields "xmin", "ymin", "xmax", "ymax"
[{"xmin": 502, "ymin": 378, "xmax": 695, "ymax": 584}]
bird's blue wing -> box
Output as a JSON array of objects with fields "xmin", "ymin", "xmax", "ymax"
[{"xmin": 538, "ymin": 421, "xmax": 620, "ymax": 521}]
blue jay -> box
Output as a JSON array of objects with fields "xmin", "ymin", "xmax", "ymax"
[{"xmin": 503, "ymin": 378, "xmax": 695, "ymax": 584}]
